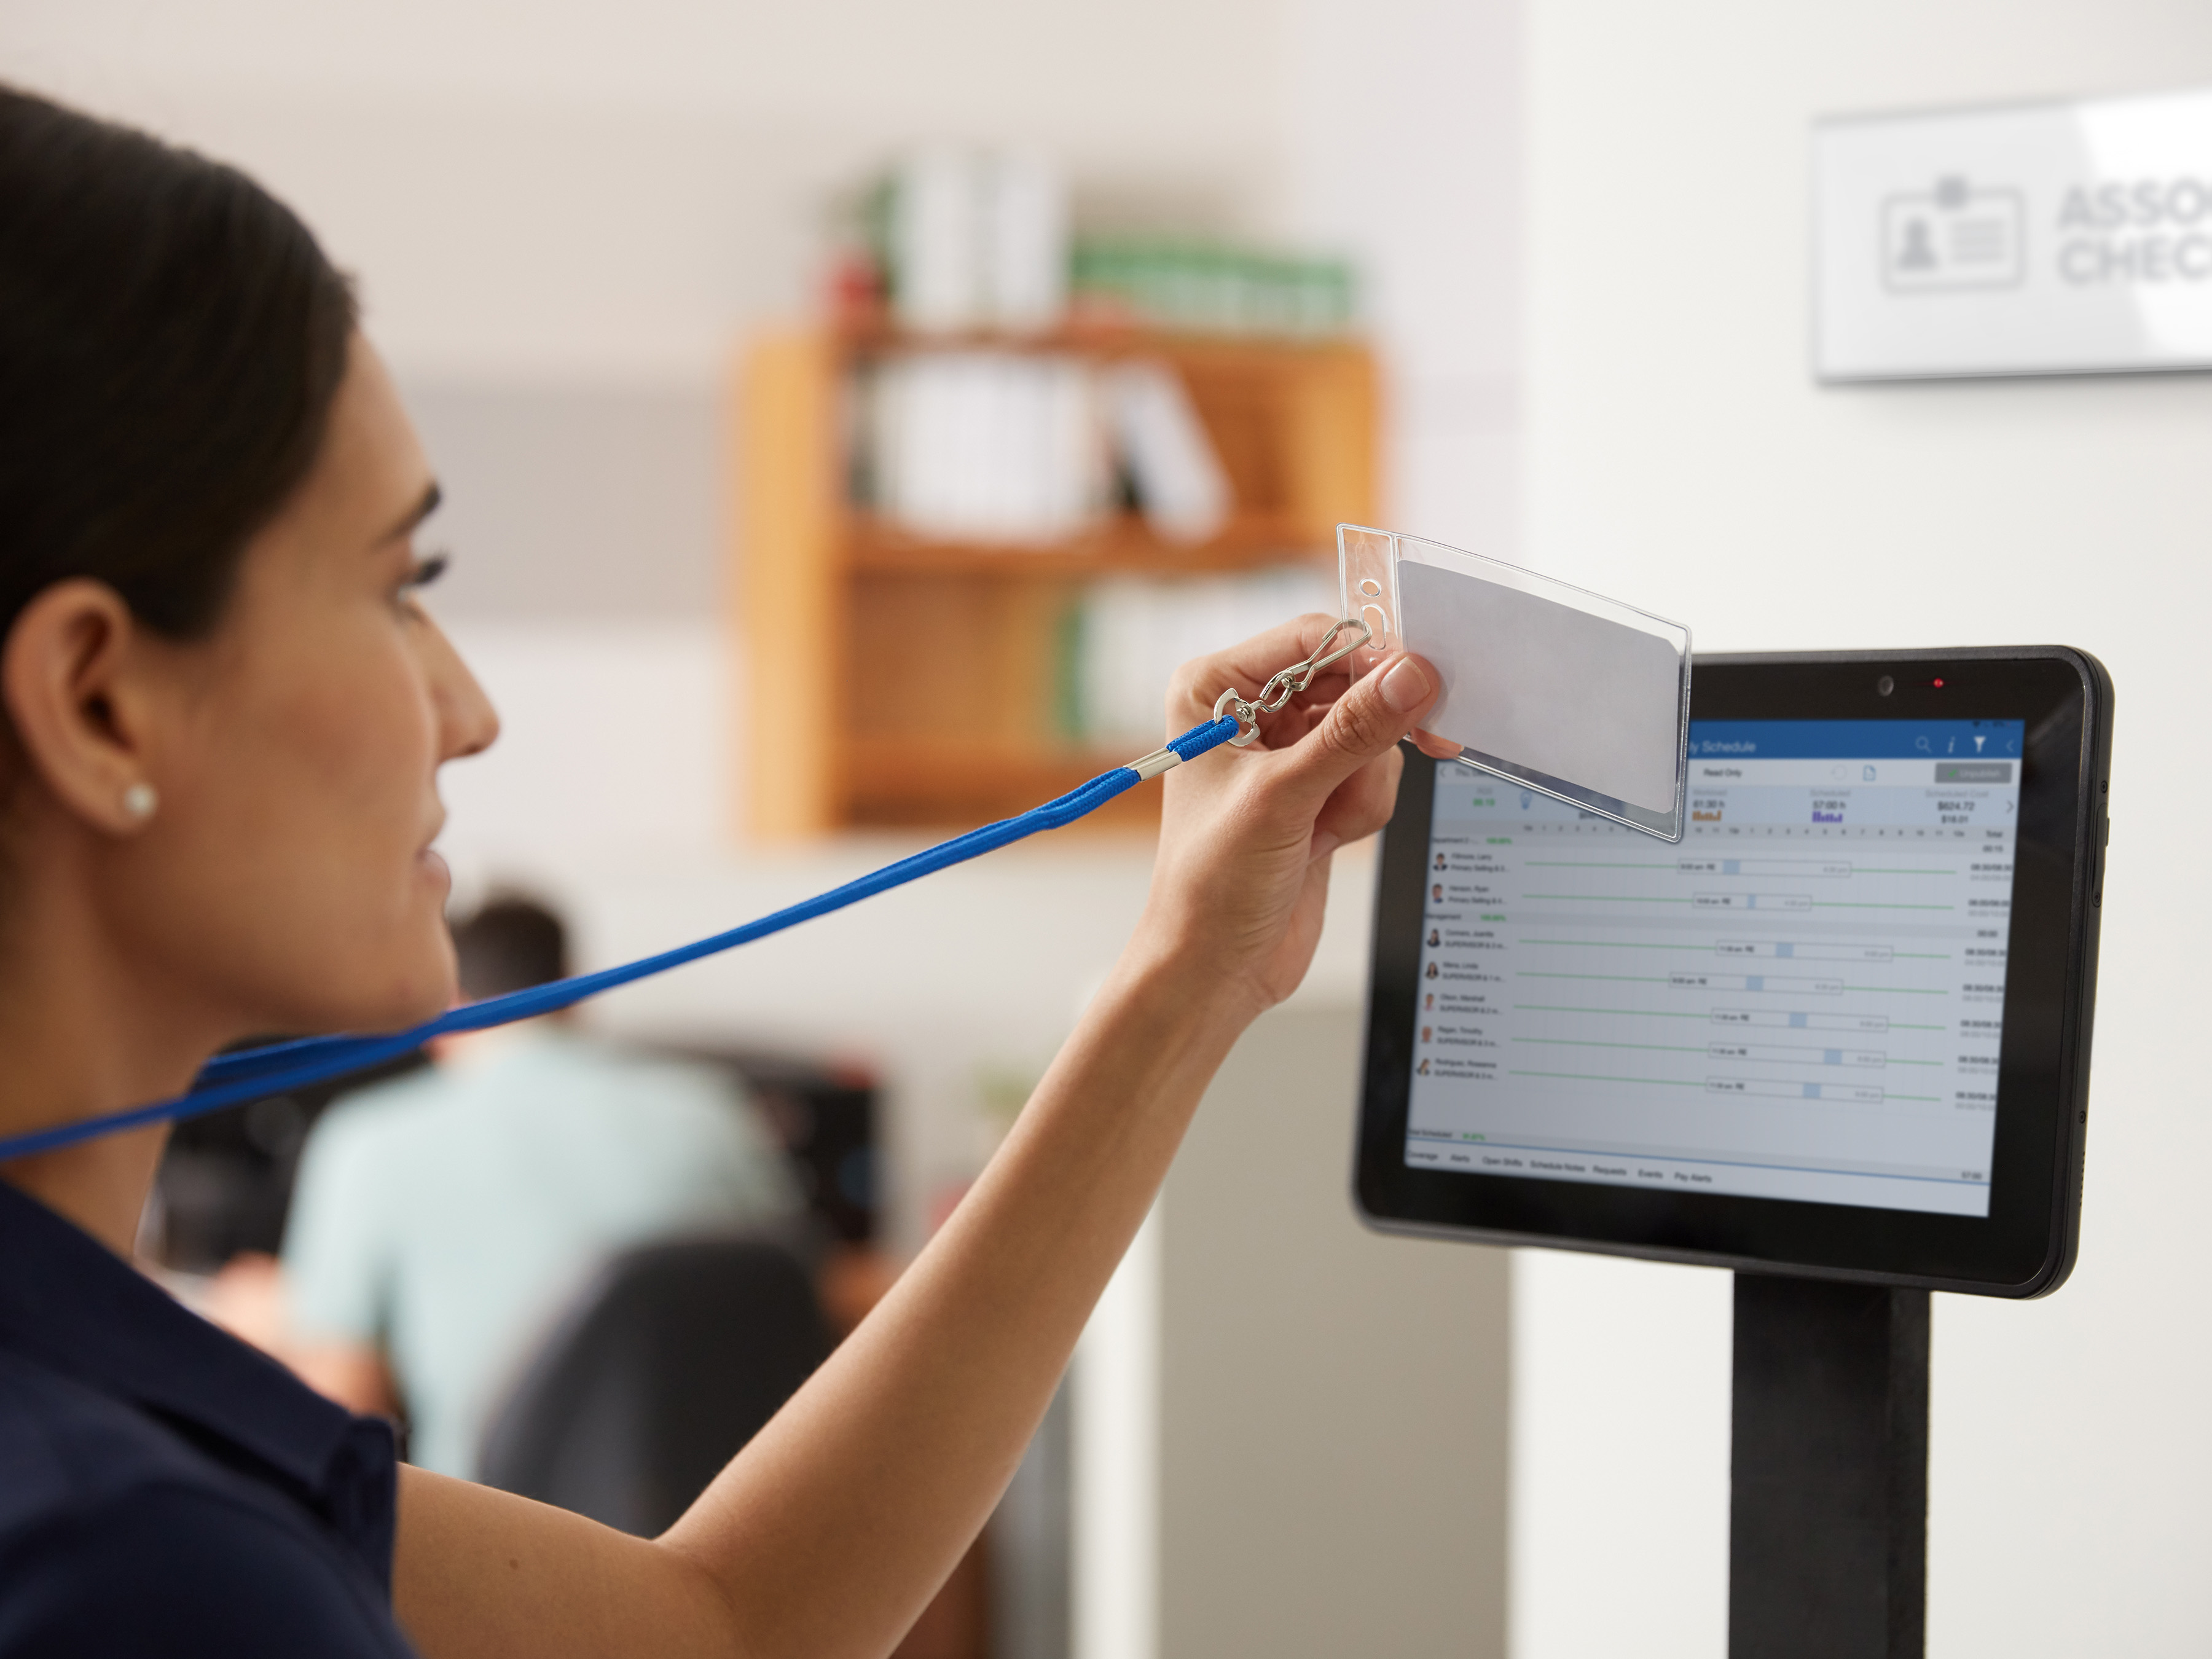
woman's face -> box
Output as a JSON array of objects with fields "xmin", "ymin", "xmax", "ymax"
[{"xmin": 107, "ymin": 335, "xmax": 497, "ymax": 1040}]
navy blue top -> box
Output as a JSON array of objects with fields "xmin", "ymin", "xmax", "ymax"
[{"xmin": 0, "ymin": 1178, "xmax": 416, "ymax": 1655}]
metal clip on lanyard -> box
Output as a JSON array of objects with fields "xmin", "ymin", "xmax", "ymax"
[
  {"xmin": 0, "ymin": 619, "xmax": 1376, "ymax": 1165},
  {"xmin": 1209, "ymin": 616, "xmax": 1372, "ymax": 749},
  {"xmin": 1118, "ymin": 616, "xmax": 1373, "ymax": 780}
]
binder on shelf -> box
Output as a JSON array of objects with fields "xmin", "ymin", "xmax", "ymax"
[{"xmin": 1100, "ymin": 359, "xmax": 1232, "ymax": 546}]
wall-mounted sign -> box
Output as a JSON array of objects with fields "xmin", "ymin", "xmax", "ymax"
[{"xmin": 1814, "ymin": 87, "xmax": 2212, "ymax": 380}]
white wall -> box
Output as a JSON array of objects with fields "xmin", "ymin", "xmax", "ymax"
[
  {"xmin": 1518, "ymin": 4, "xmax": 2212, "ymax": 1655},
  {"xmin": 1074, "ymin": 1204, "xmax": 1163, "ymax": 1659},
  {"xmin": 6, "ymin": 0, "xmax": 1290, "ymax": 382},
  {"xmin": 1281, "ymin": 0, "xmax": 1524, "ymax": 555},
  {"xmin": 1155, "ymin": 1005, "xmax": 1510, "ymax": 1659},
  {"xmin": 1071, "ymin": 998, "xmax": 1513, "ymax": 1659}
]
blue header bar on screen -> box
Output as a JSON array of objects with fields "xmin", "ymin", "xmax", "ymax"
[{"xmin": 1688, "ymin": 720, "xmax": 2026, "ymax": 759}]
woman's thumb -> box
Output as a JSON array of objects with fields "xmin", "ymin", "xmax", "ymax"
[{"xmin": 1279, "ymin": 653, "xmax": 1439, "ymax": 802}]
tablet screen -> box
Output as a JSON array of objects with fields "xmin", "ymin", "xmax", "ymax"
[{"xmin": 1406, "ymin": 718, "xmax": 2025, "ymax": 1217}]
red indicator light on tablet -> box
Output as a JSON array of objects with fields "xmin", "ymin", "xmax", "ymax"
[{"xmin": 1932, "ymin": 678, "xmax": 1945, "ymax": 688}]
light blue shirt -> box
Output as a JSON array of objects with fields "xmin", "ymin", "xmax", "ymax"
[{"xmin": 283, "ymin": 1029, "xmax": 801, "ymax": 1479}]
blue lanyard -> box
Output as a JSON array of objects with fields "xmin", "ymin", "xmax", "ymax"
[{"xmin": 0, "ymin": 715, "xmax": 1241, "ymax": 1166}]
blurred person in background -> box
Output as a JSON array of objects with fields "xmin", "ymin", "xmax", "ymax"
[{"xmin": 276, "ymin": 894, "xmax": 801, "ymax": 1476}]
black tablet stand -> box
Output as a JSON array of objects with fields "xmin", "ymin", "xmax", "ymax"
[{"xmin": 1729, "ymin": 1274, "xmax": 1929, "ymax": 1658}]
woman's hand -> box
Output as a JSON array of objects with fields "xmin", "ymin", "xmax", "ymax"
[{"xmin": 1135, "ymin": 614, "xmax": 1442, "ymax": 1017}]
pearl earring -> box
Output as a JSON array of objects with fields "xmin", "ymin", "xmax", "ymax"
[{"xmin": 122, "ymin": 782, "xmax": 158, "ymax": 822}]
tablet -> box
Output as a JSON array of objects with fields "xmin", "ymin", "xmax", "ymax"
[{"xmin": 1352, "ymin": 648, "xmax": 2112, "ymax": 1296}]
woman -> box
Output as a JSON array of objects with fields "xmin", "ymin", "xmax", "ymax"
[{"xmin": 0, "ymin": 86, "xmax": 1443, "ymax": 1657}]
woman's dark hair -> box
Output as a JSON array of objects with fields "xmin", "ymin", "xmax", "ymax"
[{"xmin": 0, "ymin": 85, "xmax": 356, "ymax": 648}]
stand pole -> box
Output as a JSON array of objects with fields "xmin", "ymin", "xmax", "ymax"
[{"xmin": 1729, "ymin": 1274, "xmax": 1929, "ymax": 1659}]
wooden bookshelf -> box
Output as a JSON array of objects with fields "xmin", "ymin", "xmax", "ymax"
[{"xmin": 735, "ymin": 326, "xmax": 1376, "ymax": 837}]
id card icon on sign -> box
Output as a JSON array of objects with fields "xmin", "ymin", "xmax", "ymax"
[{"xmin": 1881, "ymin": 175, "xmax": 2025, "ymax": 292}]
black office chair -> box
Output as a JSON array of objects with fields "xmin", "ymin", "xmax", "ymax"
[{"xmin": 477, "ymin": 1236, "xmax": 830, "ymax": 1536}]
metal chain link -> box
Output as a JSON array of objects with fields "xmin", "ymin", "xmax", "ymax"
[{"xmin": 1211, "ymin": 616, "xmax": 1373, "ymax": 748}]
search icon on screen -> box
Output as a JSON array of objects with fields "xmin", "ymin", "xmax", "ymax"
[{"xmin": 1915, "ymin": 736, "xmax": 1932, "ymax": 754}]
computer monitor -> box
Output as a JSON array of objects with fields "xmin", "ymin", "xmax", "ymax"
[{"xmin": 1352, "ymin": 648, "xmax": 2111, "ymax": 1296}]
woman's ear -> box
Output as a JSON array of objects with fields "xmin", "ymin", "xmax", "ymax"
[{"xmin": 0, "ymin": 579, "xmax": 168, "ymax": 836}]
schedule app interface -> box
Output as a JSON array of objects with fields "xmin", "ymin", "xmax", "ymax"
[{"xmin": 1406, "ymin": 720, "xmax": 2024, "ymax": 1215}]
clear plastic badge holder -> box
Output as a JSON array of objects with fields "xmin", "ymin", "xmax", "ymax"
[{"xmin": 1339, "ymin": 525, "xmax": 1692, "ymax": 842}]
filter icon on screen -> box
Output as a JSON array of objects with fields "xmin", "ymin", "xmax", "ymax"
[{"xmin": 1881, "ymin": 176, "xmax": 2026, "ymax": 293}]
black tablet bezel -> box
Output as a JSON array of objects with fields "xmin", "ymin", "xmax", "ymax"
[{"xmin": 1352, "ymin": 647, "xmax": 2111, "ymax": 1298}]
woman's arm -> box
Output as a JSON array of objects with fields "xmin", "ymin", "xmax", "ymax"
[{"xmin": 391, "ymin": 620, "xmax": 1440, "ymax": 1659}]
